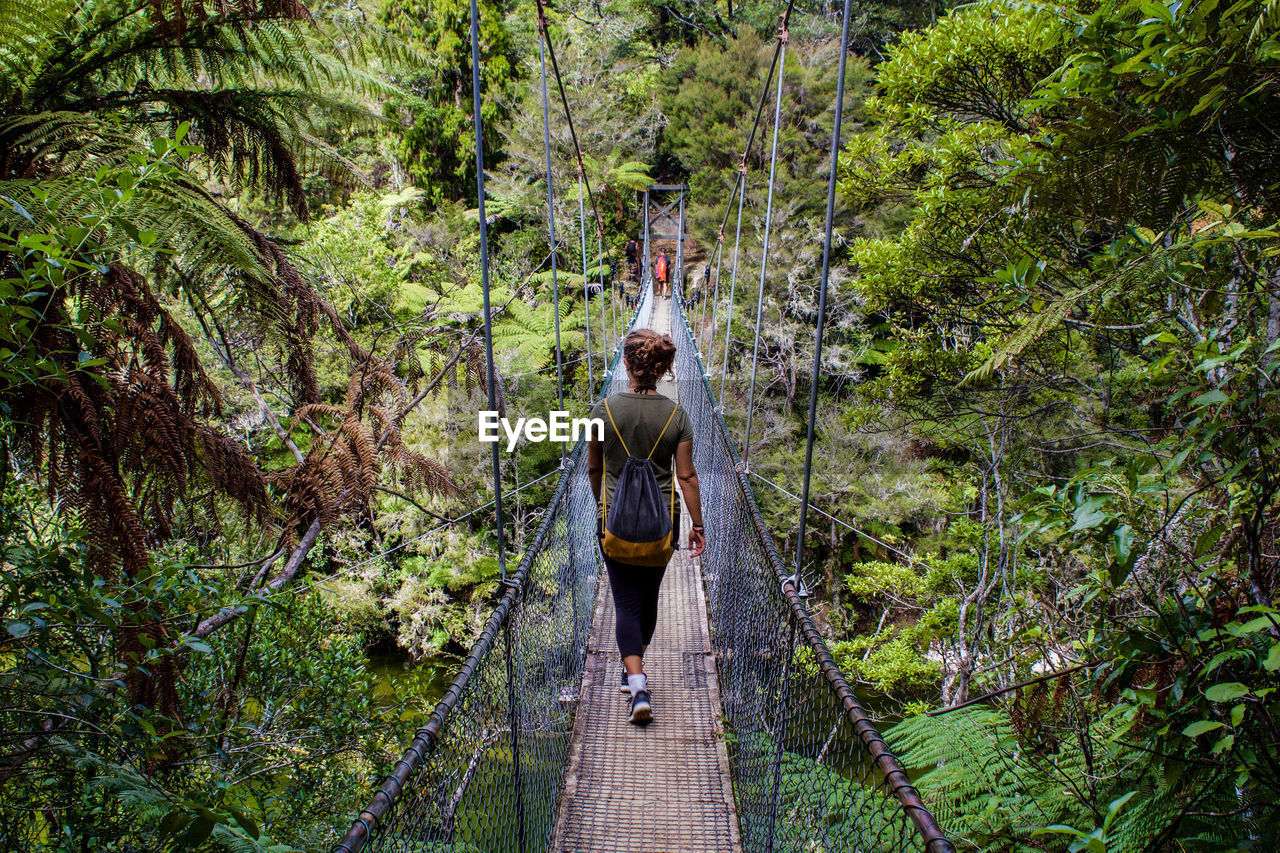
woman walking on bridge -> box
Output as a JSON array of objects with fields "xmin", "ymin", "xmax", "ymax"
[
  {"xmin": 588, "ymin": 329, "xmax": 705, "ymax": 725},
  {"xmin": 653, "ymin": 248, "xmax": 670, "ymax": 298}
]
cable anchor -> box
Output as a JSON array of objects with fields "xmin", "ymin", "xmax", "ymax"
[{"xmin": 782, "ymin": 573, "xmax": 809, "ymax": 599}]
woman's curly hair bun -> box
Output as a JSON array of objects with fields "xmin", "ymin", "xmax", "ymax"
[{"xmin": 623, "ymin": 329, "xmax": 677, "ymax": 385}]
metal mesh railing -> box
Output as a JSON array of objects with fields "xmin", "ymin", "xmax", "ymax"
[
  {"xmin": 333, "ymin": 285, "xmax": 649, "ymax": 853},
  {"xmin": 332, "ymin": 443, "xmax": 596, "ymax": 853},
  {"xmin": 671, "ymin": 297, "xmax": 954, "ymax": 853}
]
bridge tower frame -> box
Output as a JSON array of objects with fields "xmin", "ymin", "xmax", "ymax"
[{"xmin": 641, "ymin": 184, "xmax": 688, "ymax": 296}]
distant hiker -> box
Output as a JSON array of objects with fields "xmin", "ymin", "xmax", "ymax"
[
  {"xmin": 654, "ymin": 249, "xmax": 670, "ymax": 298},
  {"xmin": 625, "ymin": 238, "xmax": 640, "ymax": 287},
  {"xmin": 588, "ymin": 329, "xmax": 705, "ymax": 725}
]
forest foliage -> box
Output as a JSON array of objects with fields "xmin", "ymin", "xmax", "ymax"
[{"xmin": 1, "ymin": 0, "xmax": 1278, "ymax": 849}]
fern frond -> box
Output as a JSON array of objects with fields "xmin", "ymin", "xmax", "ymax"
[
  {"xmin": 0, "ymin": 0, "xmax": 76, "ymax": 99},
  {"xmin": 961, "ymin": 283, "xmax": 1099, "ymax": 386},
  {"xmin": 603, "ymin": 160, "xmax": 653, "ymax": 193}
]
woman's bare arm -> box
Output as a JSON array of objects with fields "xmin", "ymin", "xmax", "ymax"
[{"xmin": 675, "ymin": 439, "xmax": 705, "ymax": 557}]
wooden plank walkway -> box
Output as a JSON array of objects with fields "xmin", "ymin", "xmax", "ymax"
[{"xmin": 550, "ymin": 297, "xmax": 741, "ymax": 853}]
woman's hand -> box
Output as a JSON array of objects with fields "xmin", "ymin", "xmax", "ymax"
[{"xmin": 688, "ymin": 526, "xmax": 705, "ymax": 558}]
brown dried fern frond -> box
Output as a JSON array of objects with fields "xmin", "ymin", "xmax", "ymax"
[
  {"xmin": 196, "ymin": 426, "xmax": 270, "ymax": 525},
  {"xmin": 395, "ymin": 449, "xmax": 459, "ymax": 498},
  {"xmin": 291, "ymin": 403, "xmax": 347, "ymax": 434},
  {"xmin": 345, "ymin": 356, "xmax": 404, "ymax": 415},
  {"xmin": 341, "ymin": 416, "xmax": 380, "ymax": 497}
]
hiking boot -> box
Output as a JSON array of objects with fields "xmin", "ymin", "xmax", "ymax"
[{"xmin": 628, "ymin": 689, "xmax": 653, "ymax": 725}]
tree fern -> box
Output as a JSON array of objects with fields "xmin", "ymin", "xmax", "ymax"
[
  {"xmin": 4, "ymin": 0, "xmax": 415, "ymax": 218},
  {"xmin": 0, "ymin": 0, "xmax": 437, "ymax": 722},
  {"xmin": 602, "ymin": 159, "xmax": 653, "ymax": 193},
  {"xmin": 0, "ymin": 0, "xmax": 76, "ymax": 92},
  {"xmin": 888, "ymin": 710, "xmax": 1088, "ymax": 849},
  {"xmin": 491, "ymin": 297, "xmax": 586, "ymax": 371}
]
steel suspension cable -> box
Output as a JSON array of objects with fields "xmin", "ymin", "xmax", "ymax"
[
  {"xmin": 537, "ymin": 0, "xmax": 634, "ymax": 382},
  {"xmin": 537, "ymin": 0, "xmax": 606, "ymax": 232},
  {"xmin": 705, "ymin": 237, "xmax": 724, "ymax": 350},
  {"xmin": 741, "ymin": 15, "xmax": 789, "ymax": 464},
  {"xmin": 536, "ymin": 22, "xmax": 566, "ymax": 461},
  {"xmin": 597, "ymin": 221, "xmax": 607, "ymax": 356},
  {"xmin": 704, "ymin": 4, "xmax": 789, "ymax": 354},
  {"xmin": 607, "ymin": 241, "xmax": 616, "ymax": 349},
  {"xmin": 750, "ymin": 470, "xmax": 917, "ymax": 563},
  {"xmin": 467, "ymin": 2, "xmax": 524, "ymax": 848},
  {"xmin": 794, "ymin": 0, "xmax": 852, "ymax": 592},
  {"xmin": 710, "ymin": 3, "xmax": 791, "ymax": 264},
  {"xmin": 720, "ymin": 167, "xmax": 748, "ymax": 403},
  {"xmin": 576, "ymin": 172, "xmax": 595, "ymax": 391},
  {"xmin": 468, "ymin": 0, "xmax": 506, "ymax": 585},
  {"xmin": 716, "ymin": 3, "xmax": 792, "ymax": 400},
  {"xmin": 535, "ymin": 0, "xmax": 609, "ymax": 267}
]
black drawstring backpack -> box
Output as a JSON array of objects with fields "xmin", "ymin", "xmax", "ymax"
[{"xmin": 600, "ymin": 399, "xmax": 678, "ymax": 567}]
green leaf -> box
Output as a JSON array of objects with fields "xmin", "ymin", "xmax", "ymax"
[
  {"xmin": 158, "ymin": 810, "xmax": 190, "ymax": 838},
  {"xmin": 227, "ymin": 806, "xmax": 259, "ymax": 839},
  {"xmin": 1205, "ymin": 682, "xmax": 1249, "ymax": 702},
  {"xmin": 1190, "ymin": 84, "xmax": 1226, "ymax": 116},
  {"xmin": 2, "ymin": 194, "xmax": 34, "ymax": 223},
  {"xmin": 1182, "ymin": 720, "xmax": 1224, "ymax": 737},
  {"xmin": 176, "ymin": 815, "xmax": 215, "ymax": 847},
  {"xmin": 1264, "ymin": 643, "xmax": 1280, "ymax": 672},
  {"xmin": 1193, "ymin": 525, "xmax": 1225, "ymax": 558},
  {"xmin": 1069, "ymin": 497, "xmax": 1111, "ymax": 533},
  {"xmin": 1231, "ymin": 616, "xmax": 1278, "ymax": 636},
  {"xmin": 1112, "ymin": 525, "xmax": 1135, "ymax": 578},
  {"xmin": 1191, "ymin": 389, "xmax": 1228, "ymax": 407}
]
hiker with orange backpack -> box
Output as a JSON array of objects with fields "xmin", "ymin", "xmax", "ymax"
[
  {"xmin": 587, "ymin": 329, "xmax": 704, "ymax": 724},
  {"xmin": 653, "ymin": 248, "xmax": 670, "ymax": 298}
]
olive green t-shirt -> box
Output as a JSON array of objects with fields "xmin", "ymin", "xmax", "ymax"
[{"xmin": 590, "ymin": 391, "xmax": 693, "ymax": 520}]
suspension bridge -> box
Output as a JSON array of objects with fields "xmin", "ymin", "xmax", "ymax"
[{"xmin": 333, "ymin": 0, "xmax": 956, "ymax": 849}]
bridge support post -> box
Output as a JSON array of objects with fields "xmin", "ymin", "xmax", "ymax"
[
  {"xmin": 675, "ymin": 190, "xmax": 686, "ymax": 299},
  {"xmin": 641, "ymin": 188, "xmax": 650, "ymax": 291},
  {"xmin": 765, "ymin": 613, "xmax": 797, "ymax": 853}
]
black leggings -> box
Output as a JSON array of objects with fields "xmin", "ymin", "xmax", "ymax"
[{"xmin": 603, "ymin": 552, "xmax": 668, "ymax": 659}]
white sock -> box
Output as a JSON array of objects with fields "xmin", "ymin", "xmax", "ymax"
[{"xmin": 627, "ymin": 673, "xmax": 647, "ymax": 696}]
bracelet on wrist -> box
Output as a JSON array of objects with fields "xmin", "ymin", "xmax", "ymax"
[{"xmin": 692, "ymin": 524, "xmax": 704, "ymax": 530}]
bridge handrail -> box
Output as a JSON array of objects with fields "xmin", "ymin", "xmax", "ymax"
[
  {"xmin": 333, "ymin": 442, "xmax": 582, "ymax": 853},
  {"xmin": 333, "ymin": 281, "xmax": 650, "ymax": 853},
  {"xmin": 674, "ymin": 294, "xmax": 954, "ymax": 853}
]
